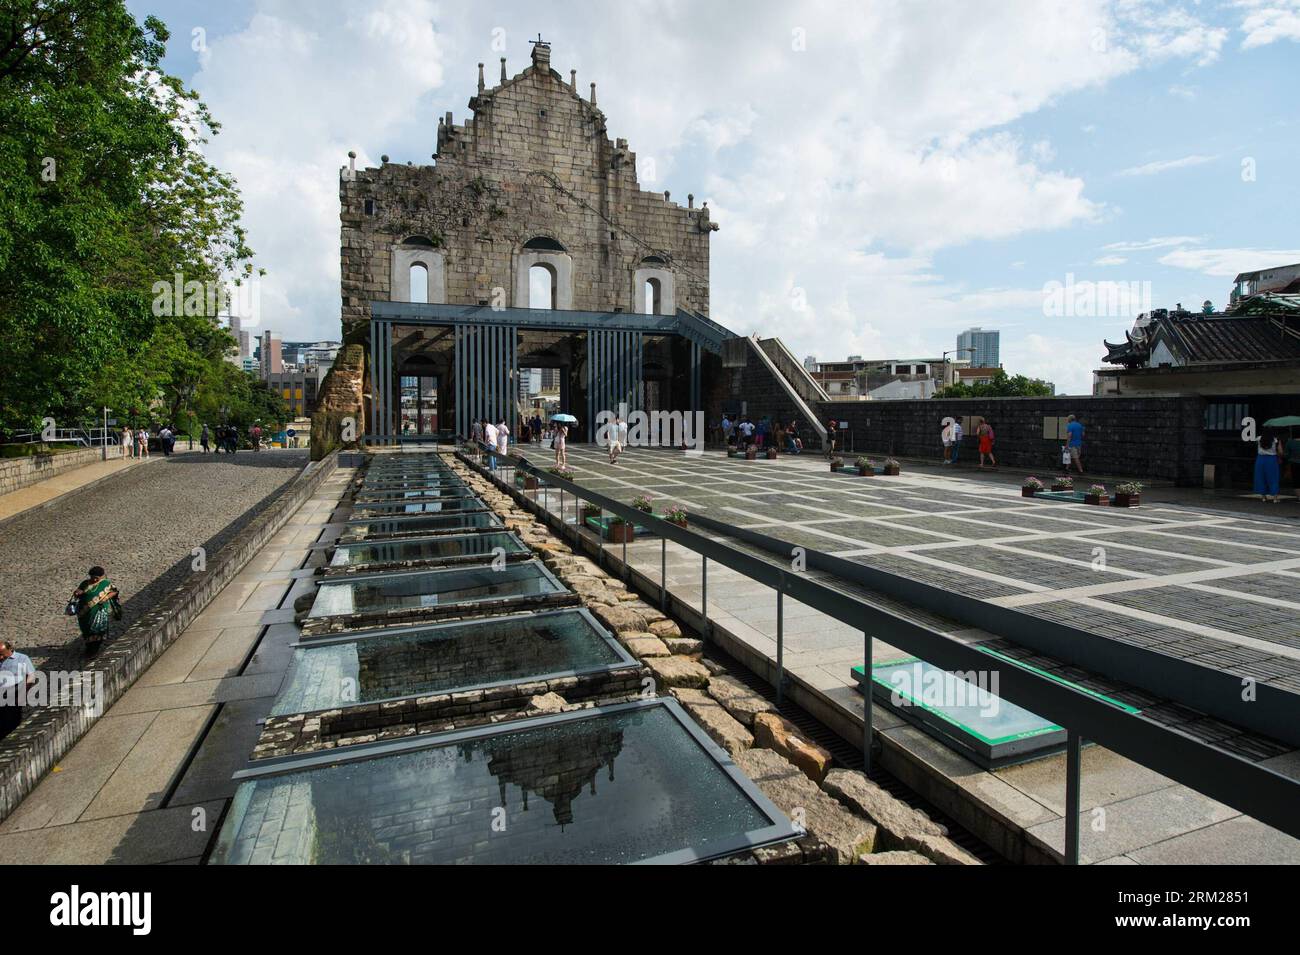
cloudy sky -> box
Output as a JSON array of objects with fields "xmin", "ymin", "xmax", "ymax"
[{"xmin": 128, "ymin": 0, "xmax": 1300, "ymax": 394}]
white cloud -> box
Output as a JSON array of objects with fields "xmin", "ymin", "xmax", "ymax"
[
  {"xmin": 1158, "ymin": 247, "xmax": 1300, "ymax": 276},
  {"xmin": 1101, "ymin": 235, "xmax": 1204, "ymax": 251},
  {"xmin": 1237, "ymin": 0, "xmax": 1300, "ymax": 48},
  {"xmin": 179, "ymin": 0, "xmax": 1245, "ymax": 378},
  {"xmin": 1094, "ymin": 255, "xmax": 1128, "ymax": 266},
  {"xmin": 1117, "ymin": 154, "xmax": 1216, "ymax": 176}
]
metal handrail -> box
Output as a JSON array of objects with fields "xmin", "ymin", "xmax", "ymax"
[{"xmin": 461, "ymin": 445, "xmax": 1300, "ymax": 858}]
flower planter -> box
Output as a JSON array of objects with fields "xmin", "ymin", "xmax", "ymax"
[
  {"xmin": 1051, "ymin": 483, "xmax": 1072, "ymax": 492},
  {"xmin": 883, "ymin": 466, "xmax": 900, "ymax": 476},
  {"xmin": 606, "ymin": 521, "xmax": 635, "ymax": 543},
  {"xmin": 726, "ymin": 447, "xmax": 738, "ymax": 458},
  {"xmin": 857, "ymin": 467, "xmax": 874, "ymax": 477},
  {"xmin": 745, "ymin": 449, "xmax": 757, "ymax": 460},
  {"xmin": 765, "ymin": 448, "xmax": 778, "ymax": 459},
  {"xmin": 667, "ymin": 518, "xmax": 688, "ymax": 529},
  {"xmin": 1084, "ymin": 494, "xmax": 1108, "ymax": 506},
  {"xmin": 830, "ymin": 463, "xmax": 844, "ymax": 472},
  {"xmin": 515, "ymin": 475, "xmax": 538, "ymax": 490},
  {"xmin": 1021, "ymin": 487, "xmax": 1038, "ymax": 497},
  {"xmin": 581, "ymin": 504, "xmax": 602, "ymax": 522},
  {"xmin": 1112, "ymin": 493, "xmax": 1140, "ymax": 508}
]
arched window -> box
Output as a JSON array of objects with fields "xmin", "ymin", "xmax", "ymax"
[
  {"xmin": 529, "ymin": 263, "xmax": 557, "ymax": 310},
  {"xmin": 643, "ymin": 277, "xmax": 662, "ymax": 315},
  {"xmin": 409, "ymin": 263, "xmax": 429, "ymax": 304}
]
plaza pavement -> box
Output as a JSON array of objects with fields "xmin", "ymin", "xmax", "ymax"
[{"xmin": 538, "ymin": 444, "xmax": 1300, "ymax": 864}]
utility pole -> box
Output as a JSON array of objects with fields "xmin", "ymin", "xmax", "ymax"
[{"xmin": 102, "ymin": 407, "xmax": 109, "ymax": 461}]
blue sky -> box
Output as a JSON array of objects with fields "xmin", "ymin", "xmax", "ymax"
[{"xmin": 128, "ymin": 0, "xmax": 1300, "ymax": 394}]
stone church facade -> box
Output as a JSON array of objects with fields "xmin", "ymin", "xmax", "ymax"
[{"xmin": 338, "ymin": 39, "xmax": 717, "ymax": 339}]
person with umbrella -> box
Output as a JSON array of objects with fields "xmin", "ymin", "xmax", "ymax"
[{"xmin": 552, "ymin": 413, "xmax": 576, "ymax": 468}]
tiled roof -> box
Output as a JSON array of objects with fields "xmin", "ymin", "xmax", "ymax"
[{"xmin": 1165, "ymin": 315, "xmax": 1300, "ymax": 364}]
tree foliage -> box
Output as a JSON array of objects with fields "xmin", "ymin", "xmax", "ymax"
[
  {"xmin": 0, "ymin": 0, "xmax": 261, "ymax": 435},
  {"xmin": 933, "ymin": 369, "xmax": 1055, "ymax": 399}
]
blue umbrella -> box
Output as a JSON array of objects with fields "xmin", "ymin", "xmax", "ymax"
[{"xmin": 552, "ymin": 413, "xmax": 578, "ymax": 424}]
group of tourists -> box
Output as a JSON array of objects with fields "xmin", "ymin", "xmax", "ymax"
[
  {"xmin": 721, "ymin": 415, "xmax": 805, "ymax": 454},
  {"xmin": 199, "ymin": 423, "xmax": 258, "ymax": 453},
  {"xmin": 940, "ymin": 418, "xmax": 1002, "ymax": 469}
]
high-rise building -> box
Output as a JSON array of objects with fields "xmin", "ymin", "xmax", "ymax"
[
  {"xmin": 260, "ymin": 330, "xmax": 283, "ymax": 379},
  {"xmin": 957, "ymin": 327, "xmax": 1000, "ymax": 368}
]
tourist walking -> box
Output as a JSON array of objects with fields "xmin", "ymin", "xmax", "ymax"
[
  {"xmin": 738, "ymin": 416, "xmax": 755, "ymax": 449},
  {"xmin": 977, "ymin": 420, "xmax": 997, "ymax": 469},
  {"xmin": 0, "ymin": 640, "xmax": 36, "ymax": 741},
  {"xmin": 950, "ymin": 418, "xmax": 963, "ymax": 465},
  {"xmin": 1065, "ymin": 414, "xmax": 1084, "ymax": 474},
  {"xmin": 159, "ymin": 424, "xmax": 173, "ymax": 457},
  {"xmin": 496, "ymin": 417, "xmax": 510, "ymax": 460},
  {"xmin": 483, "ymin": 419, "xmax": 499, "ymax": 469},
  {"xmin": 251, "ymin": 423, "xmax": 262, "ymax": 451},
  {"xmin": 136, "ymin": 426, "xmax": 149, "ymax": 458},
  {"xmin": 120, "ymin": 426, "xmax": 132, "ymax": 459},
  {"xmin": 722, "ymin": 414, "xmax": 734, "ymax": 446},
  {"xmin": 68, "ymin": 565, "xmax": 120, "ymax": 654},
  {"xmin": 941, "ymin": 419, "xmax": 953, "ymax": 464},
  {"xmin": 1255, "ymin": 431, "xmax": 1283, "ymax": 503},
  {"xmin": 200, "ymin": 424, "xmax": 210, "ymax": 453},
  {"xmin": 554, "ymin": 422, "xmax": 568, "ymax": 469},
  {"xmin": 609, "ymin": 415, "xmax": 628, "ymax": 463}
]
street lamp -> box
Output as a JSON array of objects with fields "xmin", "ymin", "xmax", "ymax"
[{"xmin": 941, "ymin": 348, "xmax": 975, "ymax": 389}]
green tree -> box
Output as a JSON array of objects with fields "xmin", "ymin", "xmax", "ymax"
[
  {"xmin": 0, "ymin": 1, "xmax": 256, "ymax": 435},
  {"xmin": 934, "ymin": 369, "xmax": 1054, "ymax": 398}
]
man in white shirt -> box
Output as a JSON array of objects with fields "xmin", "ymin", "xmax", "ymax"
[
  {"xmin": 738, "ymin": 418, "xmax": 756, "ymax": 448},
  {"xmin": 951, "ymin": 419, "xmax": 963, "ymax": 466},
  {"xmin": 496, "ymin": 418, "xmax": 509, "ymax": 457},
  {"xmin": 609, "ymin": 415, "xmax": 628, "ymax": 463},
  {"xmin": 0, "ymin": 640, "xmax": 36, "ymax": 739},
  {"xmin": 483, "ymin": 421, "xmax": 499, "ymax": 468}
]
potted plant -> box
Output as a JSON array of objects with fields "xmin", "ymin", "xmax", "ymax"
[
  {"xmin": 580, "ymin": 502, "xmax": 602, "ymax": 522},
  {"xmin": 883, "ymin": 457, "xmax": 901, "ymax": 476},
  {"xmin": 1113, "ymin": 482, "xmax": 1142, "ymax": 507},
  {"xmin": 745, "ymin": 445, "xmax": 757, "ymax": 460},
  {"xmin": 830, "ymin": 456, "xmax": 845, "ymax": 472},
  {"xmin": 606, "ymin": 516, "xmax": 635, "ymax": 543},
  {"xmin": 1051, "ymin": 475, "xmax": 1074, "ymax": 492},
  {"xmin": 855, "ymin": 455, "xmax": 874, "ymax": 476},
  {"xmin": 548, "ymin": 465, "xmax": 575, "ymax": 480},
  {"xmin": 664, "ymin": 504, "xmax": 688, "ymax": 528},
  {"xmin": 727, "ymin": 444, "xmax": 739, "ymax": 458},
  {"xmin": 514, "ymin": 470, "xmax": 538, "ymax": 490},
  {"xmin": 632, "ymin": 494, "xmax": 654, "ymax": 514},
  {"xmin": 1084, "ymin": 484, "xmax": 1108, "ymax": 506},
  {"xmin": 765, "ymin": 445, "xmax": 778, "ymax": 459},
  {"xmin": 1022, "ymin": 476, "xmax": 1044, "ymax": 497}
]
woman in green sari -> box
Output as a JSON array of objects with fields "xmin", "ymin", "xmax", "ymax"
[{"xmin": 72, "ymin": 566, "xmax": 120, "ymax": 651}]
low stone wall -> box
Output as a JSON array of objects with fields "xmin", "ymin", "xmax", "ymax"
[
  {"xmin": 0, "ymin": 452, "xmax": 340, "ymax": 824},
  {"xmin": 0, "ymin": 446, "xmax": 102, "ymax": 497},
  {"xmin": 819, "ymin": 394, "xmax": 1206, "ymax": 484}
]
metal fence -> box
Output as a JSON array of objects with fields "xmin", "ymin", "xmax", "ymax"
[{"xmin": 458, "ymin": 443, "xmax": 1300, "ymax": 863}]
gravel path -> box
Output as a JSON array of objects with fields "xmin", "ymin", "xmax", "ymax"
[{"xmin": 0, "ymin": 451, "xmax": 309, "ymax": 670}]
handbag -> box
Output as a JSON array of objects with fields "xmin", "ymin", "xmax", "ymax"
[
  {"xmin": 1061, "ymin": 445, "xmax": 1072, "ymax": 466},
  {"xmin": 111, "ymin": 595, "xmax": 123, "ymax": 621},
  {"xmin": 64, "ymin": 598, "xmax": 78, "ymax": 616}
]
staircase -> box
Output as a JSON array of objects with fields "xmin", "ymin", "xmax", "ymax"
[
  {"xmin": 744, "ymin": 337, "xmax": 829, "ymax": 448},
  {"xmin": 759, "ymin": 337, "xmax": 830, "ymax": 404}
]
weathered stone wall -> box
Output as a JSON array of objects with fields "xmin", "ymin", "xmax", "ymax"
[
  {"xmin": 703, "ymin": 346, "xmax": 824, "ymax": 448},
  {"xmin": 0, "ymin": 446, "xmax": 102, "ymax": 497},
  {"xmin": 819, "ymin": 395, "xmax": 1207, "ymax": 483},
  {"xmin": 340, "ymin": 43, "xmax": 715, "ymax": 337},
  {"xmin": 309, "ymin": 343, "xmax": 366, "ymax": 461}
]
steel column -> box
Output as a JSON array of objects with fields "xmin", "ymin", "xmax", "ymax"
[
  {"xmin": 863, "ymin": 631, "xmax": 873, "ymax": 773},
  {"xmin": 776, "ymin": 583, "xmax": 785, "ymax": 706}
]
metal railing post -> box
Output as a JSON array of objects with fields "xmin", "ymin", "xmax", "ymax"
[
  {"xmin": 1065, "ymin": 730, "xmax": 1082, "ymax": 865},
  {"xmin": 701, "ymin": 555, "xmax": 708, "ymax": 641},
  {"xmin": 776, "ymin": 583, "xmax": 785, "ymax": 706},
  {"xmin": 622, "ymin": 534, "xmax": 627, "ymax": 582},
  {"xmin": 863, "ymin": 631, "xmax": 873, "ymax": 774},
  {"xmin": 660, "ymin": 536, "xmax": 667, "ymax": 610}
]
